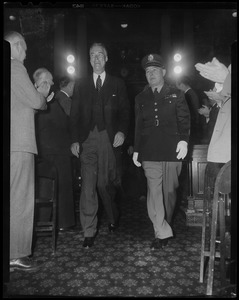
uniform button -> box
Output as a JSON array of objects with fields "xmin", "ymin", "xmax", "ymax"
[
  {"xmin": 154, "ymin": 102, "xmax": 157, "ymax": 105},
  {"xmin": 154, "ymin": 108, "xmax": 158, "ymax": 111},
  {"xmin": 155, "ymin": 115, "xmax": 158, "ymax": 118}
]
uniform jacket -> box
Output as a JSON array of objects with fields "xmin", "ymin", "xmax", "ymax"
[
  {"xmin": 36, "ymin": 92, "xmax": 72, "ymax": 156},
  {"xmin": 11, "ymin": 59, "xmax": 46, "ymax": 154},
  {"xmin": 70, "ymin": 74, "xmax": 130, "ymax": 146},
  {"xmin": 134, "ymin": 83, "xmax": 190, "ymax": 162}
]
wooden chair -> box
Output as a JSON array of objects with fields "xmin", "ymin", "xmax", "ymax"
[
  {"xmin": 199, "ymin": 161, "xmax": 231, "ymax": 295},
  {"xmin": 34, "ymin": 158, "xmax": 58, "ymax": 254}
]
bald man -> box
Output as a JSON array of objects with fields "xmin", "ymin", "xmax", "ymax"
[{"xmin": 4, "ymin": 31, "xmax": 51, "ymax": 271}]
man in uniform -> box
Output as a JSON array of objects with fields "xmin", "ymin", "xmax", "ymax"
[{"xmin": 133, "ymin": 54, "xmax": 190, "ymax": 249}]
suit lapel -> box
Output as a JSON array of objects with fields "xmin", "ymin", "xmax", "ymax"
[{"xmin": 100, "ymin": 74, "xmax": 111, "ymax": 106}]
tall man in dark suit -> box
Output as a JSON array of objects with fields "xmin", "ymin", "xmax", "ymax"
[
  {"xmin": 133, "ymin": 54, "xmax": 190, "ymax": 250},
  {"xmin": 70, "ymin": 43, "xmax": 130, "ymax": 248},
  {"xmin": 176, "ymin": 76, "xmax": 201, "ymax": 144}
]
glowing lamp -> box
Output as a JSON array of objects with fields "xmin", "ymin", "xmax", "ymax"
[
  {"xmin": 173, "ymin": 53, "xmax": 182, "ymax": 62},
  {"xmin": 67, "ymin": 66, "xmax": 75, "ymax": 74},
  {"xmin": 174, "ymin": 66, "xmax": 182, "ymax": 74},
  {"xmin": 67, "ymin": 55, "xmax": 75, "ymax": 64}
]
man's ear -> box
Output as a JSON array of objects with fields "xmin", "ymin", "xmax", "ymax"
[
  {"xmin": 105, "ymin": 55, "xmax": 108, "ymax": 62},
  {"xmin": 163, "ymin": 69, "xmax": 166, "ymax": 77}
]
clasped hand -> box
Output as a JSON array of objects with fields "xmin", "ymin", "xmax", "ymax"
[
  {"xmin": 195, "ymin": 57, "xmax": 229, "ymax": 83},
  {"xmin": 35, "ymin": 81, "xmax": 54, "ymax": 101}
]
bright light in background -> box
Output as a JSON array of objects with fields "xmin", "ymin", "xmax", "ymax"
[
  {"xmin": 9, "ymin": 15, "xmax": 16, "ymax": 21},
  {"xmin": 173, "ymin": 53, "xmax": 182, "ymax": 62},
  {"xmin": 67, "ymin": 54, "xmax": 75, "ymax": 63},
  {"xmin": 174, "ymin": 66, "xmax": 182, "ymax": 74},
  {"xmin": 67, "ymin": 66, "xmax": 75, "ymax": 75}
]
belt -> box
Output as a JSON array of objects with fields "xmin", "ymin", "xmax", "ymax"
[{"xmin": 155, "ymin": 119, "xmax": 159, "ymax": 127}]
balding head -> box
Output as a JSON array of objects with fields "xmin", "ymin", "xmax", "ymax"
[
  {"xmin": 4, "ymin": 31, "xmax": 27, "ymax": 62},
  {"xmin": 33, "ymin": 68, "xmax": 54, "ymax": 89}
]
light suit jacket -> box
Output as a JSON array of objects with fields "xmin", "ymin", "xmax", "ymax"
[
  {"xmin": 207, "ymin": 72, "xmax": 231, "ymax": 163},
  {"xmin": 11, "ymin": 59, "xmax": 46, "ymax": 154}
]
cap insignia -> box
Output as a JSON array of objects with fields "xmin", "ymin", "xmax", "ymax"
[{"xmin": 148, "ymin": 54, "xmax": 154, "ymax": 61}]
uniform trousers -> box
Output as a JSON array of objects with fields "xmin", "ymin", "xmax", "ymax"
[
  {"xmin": 10, "ymin": 152, "xmax": 35, "ymax": 259},
  {"xmin": 142, "ymin": 161, "xmax": 182, "ymax": 239},
  {"xmin": 80, "ymin": 127, "xmax": 119, "ymax": 237}
]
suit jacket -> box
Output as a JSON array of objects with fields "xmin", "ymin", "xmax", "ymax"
[
  {"xmin": 36, "ymin": 93, "xmax": 72, "ymax": 156},
  {"xmin": 185, "ymin": 88, "xmax": 200, "ymax": 123},
  {"xmin": 185, "ymin": 88, "xmax": 201, "ymax": 143},
  {"xmin": 134, "ymin": 84, "xmax": 190, "ymax": 162},
  {"xmin": 206, "ymin": 104, "xmax": 220, "ymax": 143},
  {"xmin": 11, "ymin": 59, "xmax": 46, "ymax": 154},
  {"xmin": 56, "ymin": 90, "xmax": 72, "ymax": 116},
  {"xmin": 70, "ymin": 74, "xmax": 130, "ymax": 146},
  {"xmin": 207, "ymin": 98, "xmax": 231, "ymax": 163}
]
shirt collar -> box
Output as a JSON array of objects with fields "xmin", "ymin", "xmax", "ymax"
[
  {"xmin": 185, "ymin": 87, "xmax": 191, "ymax": 93},
  {"xmin": 60, "ymin": 90, "xmax": 70, "ymax": 98},
  {"xmin": 93, "ymin": 71, "xmax": 106, "ymax": 85}
]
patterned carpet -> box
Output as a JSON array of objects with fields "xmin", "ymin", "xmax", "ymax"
[{"xmin": 5, "ymin": 170, "xmax": 231, "ymax": 298}]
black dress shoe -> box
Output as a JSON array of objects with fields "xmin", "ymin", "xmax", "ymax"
[
  {"xmin": 108, "ymin": 223, "xmax": 117, "ymax": 233},
  {"xmin": 10, "ymin": 256, "xmax": 42, "ymax": 271},
  {"xmin": 150, "ymin": 237, "xmax": 170, "ymax": 250},
  {"xmin": 82, "ymin": 237, "xmax": 94, "ymax": 248},
  {"xmin": 150, "ymin": 238, "xmax": 162, "ymax": 249}
]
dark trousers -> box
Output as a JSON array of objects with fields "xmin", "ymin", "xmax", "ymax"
[{"xmin": 80, "ymin": 127, "xmax": 119, "ymax": 237}]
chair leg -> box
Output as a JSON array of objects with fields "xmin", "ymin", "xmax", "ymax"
[
  {"xmin": 199, "ymin": 176, "xmax": 211, "ymax": 283},
  {"xmin": 52, "ymin": 201, "xmax": 57, "ymax": 254},
  {"xmin": 219, "ymin": 194, "xmax": 226, "ymax": 287},
  {"xmin": 200, "ymin": 191, "xmax": 209, "ymax": 283},
  {"xmin": 206, "ymin": 195, "xmax": 219, "ymax": 295},
  {"xmin": 200, "ymin": 211, "xmax": 206, "ymax": 282}
]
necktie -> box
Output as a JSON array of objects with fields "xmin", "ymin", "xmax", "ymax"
[
  {"xmin": 153, "ymin": 88, "xmax": 158, "ymax": 96},
  {"xmin": 96, "ymin": 75, "xmax": 102, "ymax": 92}
]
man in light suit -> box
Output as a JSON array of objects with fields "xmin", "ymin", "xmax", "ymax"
[
  {"xmin": 70, "ymin": 42, "xmax": 130, "ymax": 248},
  {"xmin": 4, "ymin": 31, "xmax": 51, "ymax": 271},
  {"xmin": 195, "ymin": 57, "xmax": 231, "ymax": 189}
]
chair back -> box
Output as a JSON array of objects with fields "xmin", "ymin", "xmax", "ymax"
[{"xmin": 214, "ymin": 161, "xmax": 231, "ymax": 195}]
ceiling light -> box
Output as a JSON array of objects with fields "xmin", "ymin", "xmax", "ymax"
[
  {"xmin": 121, "ymin": 23, "xmax": 128, "ymax": 28},
  {"xmin": 9, "ymin": 15, "xmax": 16, "ymax": 21}
]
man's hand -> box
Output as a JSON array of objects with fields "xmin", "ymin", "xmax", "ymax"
[
  {"xmin": 71, "ymin": 142, "xmax": 80, "ymax": 158},
  {"xmin": 36, "ymin": 81, "xmax": 51, "ymax": 98},
  {"xmin": 113, "ymin": 131, "xmax": 125, "ymax": 148},
  {"xmin": 195, "ymin": 57, "xmax": 229, "ymax": 83},
  {"xmin": 204, "ymin": 90, "xmax": 225, "ymax": 106},
  {"xmin": 46, "ymin": 91, "xmax": 54, "ymax": 102},
  {"xmin": 133, "ymin": 152, "xmax": 141, "ymax": 167},
  {"xmin": 176, "ymin": 141, "xmax": 188, "ymax": 160},
  {"xmin": 198, "ymin": 105, "xmax": 210, "ymax": 118}
]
